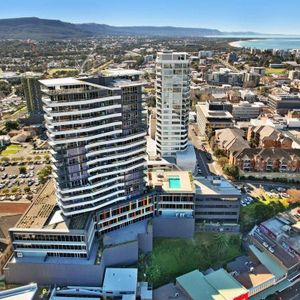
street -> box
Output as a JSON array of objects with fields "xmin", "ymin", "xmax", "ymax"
[
  {"xmin": 276, "ymin": 281, "xmax": 300, "ymax": 300},
  {"xmin": 194, "ymin": 147, "xmax": 211, "ymax": 176}
]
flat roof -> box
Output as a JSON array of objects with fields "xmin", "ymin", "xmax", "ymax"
[
  {"xmin": 149, "ymin": 171, "xmax": 194, "ymax": 193},
  {"xmin": 249, "ymin": 245, "xmax": 286, "ymax": 280},
  {"xmin": 194, "ymin": 177, "xmax": 240, "ymax": 197},
  {"xmin": 14, "ymin": 181, "xmax": 89, "ymax": 231},
  {"xmin": 0, "ymin": 283, "xmax": 37, "ymax": 300},
  {"xmin": 196, "ymin": 104, "xmax": 233, "ymax": 119},
  {"xmin": 235, "ymin": 264, "xmax": 274, "ymax": 289},
  {"xmin": 101, "ymin": 69, "xmax": 143, "ymax": 77},
  {"xmin": 102, "ymin": 268, "xmax": 137, "ymax": 293},
  {"xmin": 39, "ymin": 77, "xmax": 82, "ymax": 87}
]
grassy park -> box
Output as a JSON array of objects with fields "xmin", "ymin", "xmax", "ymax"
[
  {"xmin": 265, "ymin": 67, "xmax": 287, "ymax": 75},
  {"xmin": 138, "ymin": 232, "xmax": 241, "ymax": 288},
  {"xmin": 1, "ymin": 144, "xmax": 22, "ymax": 155}
]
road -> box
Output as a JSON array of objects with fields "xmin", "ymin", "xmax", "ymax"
[
  {"xmin": 276, "ymin": 281, "xmax": 300, "ymax": 300},
  {"xmin": 195, "ymin": 147, "xmax": 211, "ymax": 176},
  {"xmin": 217, "ymin": 58, "xmax": 240, "ymax": 72},
  {"xmin": 234, "ymin": 180, "xmax": 299, "ymax": 190},
  {"xmin": 80, "ymin": 42, "xmax": 98, "ymax": 74}
]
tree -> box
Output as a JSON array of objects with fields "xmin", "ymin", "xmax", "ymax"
[
  {"xmin": 223, "ymin": 164, "xmax": 240, "ymax": 179},
  {"xmin": 11, "ymin": 186, "xmax": 19, "ymax": 193},
  {"xmin": 0, "ymin": 80, "xmax": 12, "ymax": 97},
  {"xmin": 1, "ymin": 156, "xmax": 10, "ymax": 162},
  {"xmin": 254, "ymin": 203, "xmax": 274, "ymax": 223},
  {"xmin": 24, "ymin": 186, "xmax": 30, "ymax": 193},
  {"xmin": 4, "ymin": 120, "xmax": 19, "ymax": 131},
  {"xmin": 2, "ymin": 188, "xmax": 9, "ymax": 194},
  {"xmin": 37, "ymin": 165, "xmax": 52, "ymax": 184},
  {"xmin": 212, "ymin": 233, "xmax": 229, "ymax": 257},
  {"xmin": 19, "ymin": 166, "xmax": 26, "ymax": 174},
  {"xmin": 218, "ymin": 157, "xmax": 229, "ymax": 169},
  {"xmin": 214, "ymin": 148, "xmax": 226, "ymax": 158}
]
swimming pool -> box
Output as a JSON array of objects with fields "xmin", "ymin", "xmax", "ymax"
[{"xmin": 168, "ymin": 176, "xmax": 181, "ymax": 189}]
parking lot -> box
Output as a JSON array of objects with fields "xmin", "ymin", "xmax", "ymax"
[{"xmin": 0, "ymin": 161, "xmax": 45, "ymax": 201}]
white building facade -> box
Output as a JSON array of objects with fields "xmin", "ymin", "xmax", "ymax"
[
  {"xmin": 155, "ymin": 50, "xmax": 191, "ymax": 158},
  {"xmin": 40, "ymin": 73, "xmax": 146, "ymax": 217}
]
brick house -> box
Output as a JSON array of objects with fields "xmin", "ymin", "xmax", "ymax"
[
  {"xmin": 231, "ymin": 148, "xmax": 300, "ymax": 173},
  {"xmin": 247, "ymin": 126, "xmax": 293, "ymax": 149}
]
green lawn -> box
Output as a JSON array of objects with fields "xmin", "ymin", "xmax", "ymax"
[
  {"xmin": 1, "ymin": 144, "xmax": 22, "ymax": 155},
  {"xmin": 138, "ymin": 233, "xmax": 241, "ymax": 288},
  {"xmin": 265, "ymin": 68, "xmax": 287, "ymax": 75}
]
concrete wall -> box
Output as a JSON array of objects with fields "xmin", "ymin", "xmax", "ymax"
[
  {"xmin": 102, "ymin": 241, "xmax": 139, "ymax": 269},
  {"xmin": 153, "ymin": 217, "xmax": 195, "ymax": 238},
  {"xmin": 138, "ymin": 224, "xmax": 153, "ymax": 253},
  {"xmin": 4, "ymin": 241, "xmax": 139, "ymax": 286},
  {"xmin": 4, "ymin": 261, "xmax": 104, "ymax": 286}
]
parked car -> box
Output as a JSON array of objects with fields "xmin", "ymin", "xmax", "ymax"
[{"xmin": 268, "ymin": 247, "xmax": 275, "ymax": 253}]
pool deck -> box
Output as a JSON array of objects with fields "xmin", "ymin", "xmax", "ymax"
[{"xmin": 148, "ymin": 171, "xmax": 194, "ymax": 193}]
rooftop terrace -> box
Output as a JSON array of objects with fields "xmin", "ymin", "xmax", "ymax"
[
  {"xmin": 13, "ymin": 181, "xmax": 89, "ymax": 231},
  {"xmin": 148, "ymin": 171, "xmax": 194, "ymax": 193}
]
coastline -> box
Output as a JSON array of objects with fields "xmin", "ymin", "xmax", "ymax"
[{"xmin": 229, "ymin": 39, "xmax": 261, "ymax": 48}]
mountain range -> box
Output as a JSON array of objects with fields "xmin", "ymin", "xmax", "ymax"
[{"xmin": 0, "ymin": 17, "xmax": 264, "ymax": 40}]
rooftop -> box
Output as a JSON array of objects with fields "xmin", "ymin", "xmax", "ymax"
[
  {"xmin": 249, "ymin": 245, "xmax": 287, "ymax": 280},
  {"xmin": 101, "ymin": 68, "xmax": 143, "ymax": 77},
  {"xmin": 0, "ymin": 283, "xmax": 37, "ymax": 300},
  {"xmin": 102, "ymin": 268, "xmax": 138, "ymax": 293},
  {"xmin": 235, "ymin": 264, "xmax": 274, "ymax": 289},
  {"xmin": 39, "ymin": 77, "xmax": 82, "ymax": 87},
  {"xmin": 194, "ymin": 176, "xmax": 240, "ymax": 197},
  {"xmin": 148, "ymin": 171, "xmax": 194, "ymax": 193},
  {"xmin": 13, "ymin": 181, "xmax": 89, "ymax": 231},
  {"xmin": 196, "ymin": 103, "xmax": 233, "ymax": 119},
  {"xmin": 176, "ymin": 268, "xmax": 248, "ymax": 300}
]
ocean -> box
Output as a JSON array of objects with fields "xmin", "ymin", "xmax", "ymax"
[{"xmin": 229, "ymin": 38, "xmax": 300, "ymax": 50}]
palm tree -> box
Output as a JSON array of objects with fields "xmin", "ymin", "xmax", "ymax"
[{"xmin": 213, "ymin": 233, "xmax": 229, "ymax": 257}]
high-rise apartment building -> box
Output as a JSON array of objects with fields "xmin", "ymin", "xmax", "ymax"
[
  {"xmin": 155, "ymin": 50, "xmax": 191, "ymax": 158},
  {"xmin": 40, "ymin": 70, "xmax": 146, "ymax": 216},
  {"xmin": 22, "ymin": 73, "xmax": 43, "ymax": 122}
]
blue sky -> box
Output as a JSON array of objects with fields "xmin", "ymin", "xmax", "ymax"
[{"xmin": 0, "ymin": 0, "xmax": 299, "ymax": 34}]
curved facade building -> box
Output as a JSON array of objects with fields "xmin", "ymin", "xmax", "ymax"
[
  {"xmin": 156, "ymin": 50, "xmax": 191, "ymax": 158},
  {"xmin": 40, "ymin": 71, "xmax": 146, "ymax": 216}
]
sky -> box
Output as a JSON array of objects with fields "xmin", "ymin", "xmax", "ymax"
[{"xmin": 0, "ymin": 0, "xmax": 299, "ymax": 34}]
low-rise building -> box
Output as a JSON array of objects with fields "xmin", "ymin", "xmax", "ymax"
[
  {"xmin": 232, "ymin": 148, "xmax": 300, "ymax": 173},
  {"xmin": 176, "ymin": 268, "xmax": 249, "ymax": 300},
  {"xmin": 268, "ymin": 93, "xmax": 300, "ymax": 114},
  {"xmin": 196, "ymin": 101, "xmax": 234, "ymax": 136},
  {"xmin": 232, "ymin": 102, "xmax": 265, "ymax": 121},
  {"xmin": 250, "ymin": 67, "xmax": 265, "ymax": 76},
  {"xmin": 215, "ymin": 128, "xmax": 250, "ymax": 157},
  {"xmin": 207, "ymin": 68, "xmax": 244, "ymax": 87},
  {"xmin": 194, "ymin": 176, "xmax": 241, "ymax": 232},
  {"xmin": 247, "ymin": 126, "xmax": 293, "ymax": 149}
]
